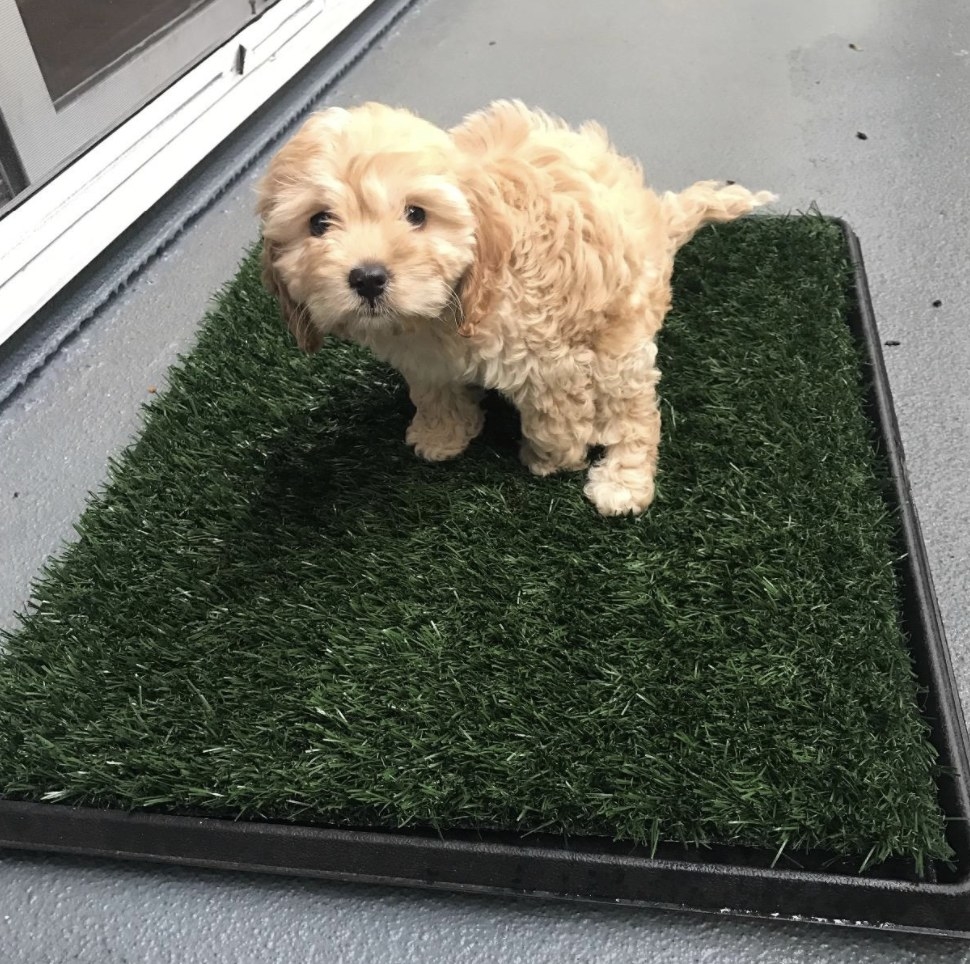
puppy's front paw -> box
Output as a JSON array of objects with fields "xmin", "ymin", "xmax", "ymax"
[
  {"xmin": 406, "ymin": 410, "xmax": 483, "ymax": 462},
  {"xmin": 583, "ymin": 474, "xmax": 655, "ymax": 517},
  {"xmin": 519, "ymin": 439, "xmax": 589, "ymax": 477}
]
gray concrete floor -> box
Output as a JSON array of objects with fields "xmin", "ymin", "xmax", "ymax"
[{"xmin": 2, "ymin": 0, "xmax": 970, "ymax": 959}]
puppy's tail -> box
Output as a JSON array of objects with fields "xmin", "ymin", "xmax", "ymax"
[{"xmin": 661, "ymin": 181, "xmax": 777, "ymax": 251}]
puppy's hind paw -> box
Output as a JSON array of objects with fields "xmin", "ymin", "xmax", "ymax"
[{"xmin": 583, "ymin": 475, "xmax": 655, "ymax": 517}]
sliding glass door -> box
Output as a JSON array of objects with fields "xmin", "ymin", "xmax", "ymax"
[{"xmin": 0, "ymin": 0, "xmax": 273, "ymax": 214}]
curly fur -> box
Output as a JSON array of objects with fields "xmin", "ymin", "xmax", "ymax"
[{"xmin": 257, "ymin": 100, "xmax": 775, "ymax": 515}]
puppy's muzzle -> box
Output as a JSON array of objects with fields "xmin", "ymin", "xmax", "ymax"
[{"xmin": 348, "ymin": 263, "xmax": 389, "ymax": 306}]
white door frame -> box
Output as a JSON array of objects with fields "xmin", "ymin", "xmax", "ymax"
[
  {"xmin": 0, "ymin": 0, "xmax": 257, "ymax": 182},
  {"xmin": 0, "ymin": 0, "xmax": 378, "ymax": 348}
]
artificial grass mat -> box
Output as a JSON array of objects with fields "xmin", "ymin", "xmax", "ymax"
[{"xmin": 0, "ymin": 216, "xmax": 952, "ymax": 874}]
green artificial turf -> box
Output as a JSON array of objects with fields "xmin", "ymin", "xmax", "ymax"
[{"xmin": 0, "ymin": 216, "xmax": 952, "ymax": 873}]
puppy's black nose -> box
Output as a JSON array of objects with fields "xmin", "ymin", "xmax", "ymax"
[{"xmin": 348, "ymin": 263, "xmax": 388, "ymax": 300}]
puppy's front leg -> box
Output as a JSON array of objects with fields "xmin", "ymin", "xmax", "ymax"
[
  {"xmin": 517, "ymin": 394, "xmax": 593, "ymax": 477},
  {"xmin": 405, "ymin": 382, "xmax": 484, "ymax": 462}
]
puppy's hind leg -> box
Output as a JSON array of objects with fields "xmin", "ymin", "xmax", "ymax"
[
  {"xmin": 406, "ymin": 381, "xmax": 484, "ymax": 462},
  {"xmin": 584, "ymin": 409, "xmax": 660, "ymax": 517},
  {"xmin": 584, "ymin": 350, "xmax": 661, "ymax": 517}
]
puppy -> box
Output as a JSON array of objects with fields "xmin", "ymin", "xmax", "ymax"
[{"xmin": 257, "ymin": 100, "xmax": 774, "ymax": 515}]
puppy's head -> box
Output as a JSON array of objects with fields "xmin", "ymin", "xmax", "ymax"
[{"xmin": 257, "ymin": 103, "xmax": 490, "ymax": 351}]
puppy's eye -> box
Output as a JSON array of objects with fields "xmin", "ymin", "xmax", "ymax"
[
  {"xmin": 309, "ymin": 211, "xmax": 333, "ymax": 237},
  {"xmin": 404, "ymin": 205, "xmax": 426, "ymax": 228}
]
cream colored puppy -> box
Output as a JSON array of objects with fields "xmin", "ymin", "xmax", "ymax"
[{"xmin": 258, "ymin": 100, "xmax": 774, "ymax": 515}]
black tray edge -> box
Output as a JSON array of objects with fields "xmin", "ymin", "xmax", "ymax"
[
  {"xmin": 1, "ymin": 216, "xmax": 969, "ymax": 939},
  {"xmin": 835, "ymin": 216, "xmax": 970, "ymax": 884}
]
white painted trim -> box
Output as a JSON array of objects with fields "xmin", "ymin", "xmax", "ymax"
[{"xmin": 0, "ymin": 0, "xmax": 377, "ymax": 348}]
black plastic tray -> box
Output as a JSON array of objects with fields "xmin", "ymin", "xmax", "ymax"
[{"xmin": 2, "ymin": 219, "xmax": 969, "ymax": 937}]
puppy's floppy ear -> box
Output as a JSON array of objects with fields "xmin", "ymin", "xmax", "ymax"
[
  {"xmin": 456, "ymin": 180, "xmax": 511, "ymax": 337},
  {"xmin": 259, "ymin": 238, "xmax": 323, "ymax": 354},
  {"xmin": 256, "ymin": 151, "xmax": 323, "ymax": 354}
]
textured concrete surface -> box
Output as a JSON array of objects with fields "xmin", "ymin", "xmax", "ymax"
[
  {"xmin": 2, "ymin": 852, "xmax": 969, "ymax": 964},
  {"xmin": 2, "ymin": 0, "xmax": 970, "ymax": 959}
]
